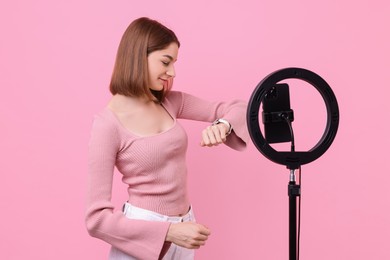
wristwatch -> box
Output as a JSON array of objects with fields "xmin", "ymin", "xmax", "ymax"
[{"xmin": 212, "ymin": 118, "xmax": 232, "ymax": 135}]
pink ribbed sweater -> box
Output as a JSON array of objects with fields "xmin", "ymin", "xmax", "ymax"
[{"xmin": 86, "ymin": 91, "xmax": 248, "ymax": 259}]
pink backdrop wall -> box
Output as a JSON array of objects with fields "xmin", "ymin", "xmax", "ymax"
[{"xmin": 1, "ymin": 0, "xmax": 389, "ymax": 259}]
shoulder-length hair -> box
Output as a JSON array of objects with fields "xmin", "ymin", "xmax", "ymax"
[{"xmin": 109, "ymin": 17, "xmax": 180, "ymax": 102}]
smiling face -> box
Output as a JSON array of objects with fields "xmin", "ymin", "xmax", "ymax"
[{"xmin": 147, "ymin": 42, "xmax": 179, "ymax": 91}]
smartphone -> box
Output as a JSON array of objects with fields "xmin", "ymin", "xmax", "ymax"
[{"xmin": 262, "ymin": 83, "xmax": 293, "ymax": 143}]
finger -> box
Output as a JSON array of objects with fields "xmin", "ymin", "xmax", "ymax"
[
  {"xmin": 201, "ymin": 129, "xmax": 210, "ymax": 146},
  {"xmin": 189, "ymin": 239, "xmax": 206, "ymax": 247},
  {"xmin": 211, "ymin": 126, "xmax": 223, "ymax": 144},
  {"xmin": 199, "ymin": 228, "xmax": 211, "ymax": 236},
  {"xmin": 180, "ymin": 239, "xmax": 202, "ymax": 249},
  {"xmin": 198, "ymin": 225, "xmax": 211, "ymax": 236},
  {"xmin": 194, "ymin": 234, "xmax": 209, "ymax": 241},
  {"xmin": 201, "ymin": 127, "xmax": 215, "ymax": 146},
  {"xmin": 217, "ymin": 124, "xmax": 227, "ymax": 141},
  {"xmin": 212, "ymin": 125, "xmax": 225, "ymax": 144},
  {"xmin": 188, "ymin": 244, "xmax": 201, "ymax": 249},
  {"xmin": 206, "ymin": 126, "xmax": 218, "ymax": 145}
]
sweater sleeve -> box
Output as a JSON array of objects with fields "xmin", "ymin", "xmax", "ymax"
[
  {"xmin": 167, "ymin": 91, "xmax": 249, "ymax": 151},
  {"xmin": 85, "ymin": 113, "xmax": 170, "ymax": 260}
]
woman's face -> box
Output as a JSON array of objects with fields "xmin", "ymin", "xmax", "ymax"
[{"xmin": 147, "ymin": 42, "xmax": 178, "ymax": 91}]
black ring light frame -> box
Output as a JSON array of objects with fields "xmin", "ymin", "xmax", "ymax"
[{"xmin": 247, "ymin": 67, "xmax": 340, "ymax": 170}]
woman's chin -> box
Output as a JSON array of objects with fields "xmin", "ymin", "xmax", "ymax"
[{"xmin": 151, "ymin": 85, "xmax": 164, "ymax": 91}]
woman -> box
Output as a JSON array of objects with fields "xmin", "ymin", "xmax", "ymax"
[{"xmin": 86, "ymin": 17, "xmax": 248, "ymax": 260}]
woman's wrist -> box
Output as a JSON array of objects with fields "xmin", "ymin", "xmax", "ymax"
[{"xmin": 212, "ymin": 118, "xmax": 232, "ymax": 135}]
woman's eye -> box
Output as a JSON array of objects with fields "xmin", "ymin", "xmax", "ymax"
[{"xmin": 162, "ymin": 61, "xmax": 170, "ymax": 66}]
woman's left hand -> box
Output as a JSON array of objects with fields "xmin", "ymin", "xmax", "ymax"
[{"xmin": 200, "ymin": 123, "xmax": 230, "ymax": 147}]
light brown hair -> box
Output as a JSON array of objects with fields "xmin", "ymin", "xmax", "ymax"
[{"xmin": 109, "ymin": 17, "xmax": 180, "ymax": 102}]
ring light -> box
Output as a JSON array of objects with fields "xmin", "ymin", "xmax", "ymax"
[{"xmin": 247, "ymin": 67, "xmax": 339, "ymax": 169}]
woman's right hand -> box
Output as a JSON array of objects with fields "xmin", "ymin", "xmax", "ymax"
[{"xmin": 165, "ymin": 222, "xmax": 211, "ymax": 249}]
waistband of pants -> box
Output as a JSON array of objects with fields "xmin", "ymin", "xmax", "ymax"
[{"xmin": 123, "ymin": 202, "xmax": 194, "ymax": 223}]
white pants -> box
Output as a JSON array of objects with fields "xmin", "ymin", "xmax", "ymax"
[{"xmin": 109, "ymin": 203, "xmax": 195, "ymax": 260}]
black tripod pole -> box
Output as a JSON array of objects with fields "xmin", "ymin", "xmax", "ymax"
[{"xmin": 288, "ymin": 169, "xmax": 300, "ymax": 260}]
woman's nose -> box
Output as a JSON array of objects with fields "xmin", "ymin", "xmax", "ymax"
[{"xmin": 166, "ymin": 66, "xmax": 176, "ymax": 77}]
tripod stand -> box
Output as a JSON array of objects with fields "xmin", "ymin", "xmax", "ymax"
[{"xmin": 246, "ymin": 67, "xmax": 339, "ymax": 260}]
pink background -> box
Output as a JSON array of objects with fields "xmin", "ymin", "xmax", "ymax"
[{"xmin": 1, "ymin": 0, "xmax": 389, "ymax": 259}]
